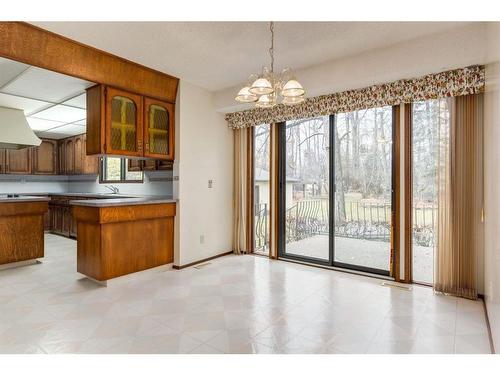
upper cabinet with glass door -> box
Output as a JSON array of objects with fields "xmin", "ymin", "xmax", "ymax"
[
  {"xmin": 86, "ymin": 84, "xmax": 174, "ymax": 161},
  {"xmin": 144, "ymin": 98, "xmax": 174, "ymax": 160},
  {"xmin": 107, "ymin": 87, "xmax": 143, "ymax": 157}
]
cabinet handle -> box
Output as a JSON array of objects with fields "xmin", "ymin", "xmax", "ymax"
[{"xmin": 145, "ymin": 142, "xmax": 149, "ymax": 151}]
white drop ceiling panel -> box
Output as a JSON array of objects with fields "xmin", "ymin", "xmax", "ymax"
[
  {"xmin": 0, "ymin": 93, "xmax": 51, "ymax": 114},
  {"xmin": 0, "ymin": 57, "xmax": 29, "ymax": 88},
  {"xmin": 45, "ymin": 124, "xmax": 85, "ymax": 137},
  {"xmin": 62, "ymin": 93, "xmax": 86, "ymax": 109},
  {"xmin": 72, "ymin": 119, "xmax": 86, "ymax": 126},
  {"xmin": 27, "ymin": 117, "xmax": 66, "ymax": 131},
  {"xmin": 2, "ymin": 66, "xmax": 93, "ymax": 102},
  {"xmin": 31, "ymin": 104, "xmax": 86, "ymax": 124}
]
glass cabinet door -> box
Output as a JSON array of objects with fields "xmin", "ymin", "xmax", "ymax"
[
  {"xmin": 144, "ymin": 97, "xmax": 174, "ymax": 160},
  {"xmin": 105, "ymin": 87, "xmax": 143, "ymax": 157}
]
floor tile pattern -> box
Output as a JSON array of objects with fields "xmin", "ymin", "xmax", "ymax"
[{"xmin": 0, "ymin": 234, "xmax": 491, "ymax": 354}]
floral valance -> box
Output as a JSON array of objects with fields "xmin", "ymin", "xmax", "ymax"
[{"xmin": 225, "ymin": 65, "xmax": 485, "ymax": 129}]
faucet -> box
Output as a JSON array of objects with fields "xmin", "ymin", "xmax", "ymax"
[{"xmin": 105, "ymin": 185, "xmax": 120, "ymax": 194}]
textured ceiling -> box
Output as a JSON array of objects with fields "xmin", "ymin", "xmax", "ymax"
[{"xmin": 32, "ymin": 22, "xmax": 470, "ymax": 92}]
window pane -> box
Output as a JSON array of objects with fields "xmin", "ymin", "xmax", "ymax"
[
  {"xmin": 334, "ymin": 106, "xmax": 392, "ymax": 272},
  {"xmin": 105, "ymin": 157, "xmax": 121, "ymax": 181},
  {"xmin": 283, "ymin": 116, "xmax": 330, "ymax": 261},
  {"xmin": 125, "ymin": 159, "xmax": 144, "ymax": 181},
  {"xmin": 254, "ymin": 124, "xmax": 270, "ymax": 254},
  {"xmin": 412, "ymin": 99, "xmax": 449, "ymax": 284}
]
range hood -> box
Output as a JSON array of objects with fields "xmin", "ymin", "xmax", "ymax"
[{"xmin": 0, "ymin": 107, "xmax": 42, "ymax": 149}]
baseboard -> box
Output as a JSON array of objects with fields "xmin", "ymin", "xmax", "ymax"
[
  {"xmin": 480, "ymin": 296, "xmax": 496, "ymax": 354},
  {"xmin": 173, "ymin": 251, "xmax": 233, "ymax": 270}
]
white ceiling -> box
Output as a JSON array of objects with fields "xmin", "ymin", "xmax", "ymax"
[
  {"xmin": 0, "ymin": 57, "xmax": 93, "ymax": 139},
  {"xmin": 33, "ymin": 21, "xmax": 470, "ymax": 92}
]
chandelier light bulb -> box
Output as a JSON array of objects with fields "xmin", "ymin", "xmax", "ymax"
[
  {"xmin": 282, "ymin": 79, "xmax": 305, "ymax": 97},
  {"xmin": 235, "ymin": 86, "xmax": 258, "ymax": 103},
  {"xmin": 255, "ymin": 94, "xmax": 276, "ymax": 108},
  {"xmin": 249, "ymin": 77, "xmax": 274, "ymax": 96}
]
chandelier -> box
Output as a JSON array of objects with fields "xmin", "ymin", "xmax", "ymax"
[{"xmin": 235, "ymin": 22, "xmax": 305, "ymax": 108}]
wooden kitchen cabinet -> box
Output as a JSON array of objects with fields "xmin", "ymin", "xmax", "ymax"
[
  {"xmin": 82, "ymin": 135, "xmax": 99, "ymax": 174},
  {"xmin": 127, "ymin": 158, "xmax": 173, "ymax": 172},
  {"xmin": 87, "ymin": 85, "xmax": 143, "ymax": 158},
  {"xmin": 50, "ymin": 203, "xmax": 65, "ymax": 235},
  {"xmin": 0, "ymin": 150, "xmax": 5, "ymax": 173},
  {"xmin": 58, "ymin": 140, "xmax": 65, "ymax": 174},
  {"xmin": 49, "ymin": 197, "xmax": 72, "ymax": 237},
  {"xmin": 58, "ymin": 134, "xmax": 98, "ymax": 176},
  {"xmin": 74, "ymin": 135, "xmax": 83, "ymax": 174},
  {"xmin": 86, "ymin": 85, "xmax": 144, "ymax": 157},
  {"xmin": 157, "ymin": 160, "xmax": 173, "ymax": 170},
  {"xmin": 0, "ymin": 135, "xmax": 98, "ymax": 176},
  {"xmin": 44, "ymin": 209, "xmax": 52, "ymax": 231},
  {"xmin": 87, "ymin": 84, "xmax": 174, "ymax": 161},
  {"xmin": 64, "ymin": 138, "xmax": 75, "ymax": 174},
  {"xmin": 106, "ymin": 87, "xmax": 143, "ymax": 157},
  {"xmin": 144, "ymin": 97, "xmax": 174, "ymax": 160},
  {"xmin": 5, "ymin": 148, "xmax": 31, "ymax": 174},
  {"xmin": 33, "ymin": 139, "xmax": 58, "ymax": 175}
]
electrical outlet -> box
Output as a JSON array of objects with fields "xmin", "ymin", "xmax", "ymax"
[
  {"xmin": 208, "ymin": 179, "xmax": 213, "ymax": 188},
  {"xmin": 199, "ymin": 235, "xmax": 205, "ymax": 244}
]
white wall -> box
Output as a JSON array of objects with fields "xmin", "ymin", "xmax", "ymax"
[
  {"xmin": 215, "ymin": 23, "xmax": 487, "ymax": 113},
  {"xmin": 174, "ymin": 80, "xmax": 233, "ymax": 266},
  {"xmin": 484, "ymin": 22, "xmax": 500, "ymax": 352}
]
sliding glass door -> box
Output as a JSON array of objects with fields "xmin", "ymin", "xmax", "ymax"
[
  {"xmin": 280, "ymin": 116, "xmax": 331, "ymax": 264},
  {"xmin": 333, "ymin": 107, "xmax": 393, "ymax": 274},
  {"xmin": 279, "ymin": 108, "xmax": 395, "ymax": 275}
]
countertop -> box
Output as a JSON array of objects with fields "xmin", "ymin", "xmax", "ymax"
[
  {"xmin": 0, "ymin": 195, "xmax": 51, "ymax": 203},
  {"xmin": 69, "ymin": 196, "xmax": 176, "ymax": 207},
  {"xmin": 16, "ymin": 192, "xmax": 141, "ymax": 199},
  {"xmin": 1, "ymin": 192, "xmax": 176, "ymax": 207}
]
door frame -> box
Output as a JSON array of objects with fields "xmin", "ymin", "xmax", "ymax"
[{"xmin": 277, "ymin": 111, "xmax": 398, "ymax": 277}]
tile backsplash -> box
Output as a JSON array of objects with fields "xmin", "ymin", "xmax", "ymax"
[{"xmin": 0, "ymin": 170, "xmax": 173, "ymax": 196}]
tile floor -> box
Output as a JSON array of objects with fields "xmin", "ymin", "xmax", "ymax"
[{"xmin": 0, "ymin": 234, "xmax": 492, "ymax": 354}]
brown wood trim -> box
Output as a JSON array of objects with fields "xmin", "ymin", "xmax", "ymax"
[
  {"xmin": 0, "ymin": 201, "xmax": 48, "ymax": 216},
  {"xmin": 392, "ymin": 105, "xmax": 401, "ymax": 281},
  {"xmin": 0, "ymin": 22, "xmax": 179, "ymax": 103},
  {"xmin": 404, "ymin": 103, "xmax": 413, "ymax": 283},
  {"xmin": 246, "ymin": 127, "xmax": 254, "ymax": 253},
  {"xmin": 173, "ymin": 251, "xmax": 233, "ymax": 270},
  {"xmin": 268, "ymin": 123, "xmax": 274, "ymax": 259},
  {"xmin": 72, "ymin": 202, "xmax": 176, "ymax": 224},
  {"xmin": 270, "ymin": 122, "xmax": 280, "ymax": 260}
]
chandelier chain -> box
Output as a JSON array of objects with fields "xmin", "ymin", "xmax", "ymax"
[{"xmin": 269, "ymin": 21, "xmax": 274, "ymax": 73}]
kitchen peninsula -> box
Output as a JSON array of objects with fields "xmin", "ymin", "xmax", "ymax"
[
  {"xmin": 71, "ymin": 197, "xmax": 176, "ymax": 283},
  {"xmin": 0, "ymin": 195, "xmax": 49, "ymax": 267}
]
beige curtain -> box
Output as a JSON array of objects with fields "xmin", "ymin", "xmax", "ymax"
[
  {"xmin": 435, "ymin": 94, "xmax": 484, "ymax": 299},
  {"xmin": 233, "ymin": 128, "xmax": 250, "ymax": 254}
]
